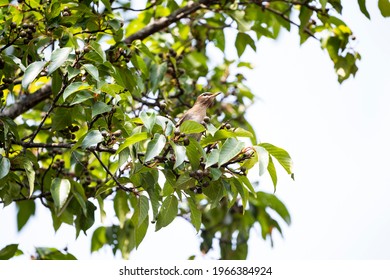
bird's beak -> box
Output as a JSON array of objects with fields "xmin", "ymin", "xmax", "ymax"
[{"xmin": 211, "ymin": 92, "xmax": 222, "ymax": 98}]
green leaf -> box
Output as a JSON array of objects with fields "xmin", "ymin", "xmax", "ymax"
[
  {"xmin": 320, "ymin": 0, "xmax": 327, "ymax": 10},
  {"xmin": 47, "ymin": 47, "xmax": 72, "ymax": 75},
  {"xmin": 140, "ymin": 111, "xmax": 156, "ymax": 133},
  {"xmin": 205, "ymin": 149, "xmax": 219, "ymax": 168},
  {"xmin": 235, "ymin": 32, "xmax": 256, "ymax": 57},
  {"xmin": 75, "ymin": 201, "xmax": 96, "ymax": 237},
  {"xmin": 379, "ymin": 0, "xmax": 390, "ymax": 17},
  {"xmin": 188, "ymin": 196, "xmax": 202, "ymax": 232},
  {"xmin": 91, "ymin": 101, "xmax": 112, "ymax": 118},
  {"xmin": 35, "ymin": 247, "xmax": 77, "ymax": 260},
  {"xmin": 0, "ymin": 244, "xmax": 19, "ymax": 260},
  {"xmin": 17, "ymin": 200, "xmax": 36, "ymax": 231},
  {"xmin": 22, "ymin": 61, "xmax": 46, "ymax": 89},
  {"xmin": 170, "ymin": 141, "xmax": 186, "ymax": 169},
  {"xmin": 51, "ymin": 107, "xmax": 72, "ymax": 131},
  {"xmin": 116, "ymin": 132, "xmax": 148, "ymax": 154},
  {"xmin": 150, "ymin": 62, "xmax": 167, "ymax": 92},
  {"xmin": 135, "ymin": 216, "xmax": 149, "ymax": 248},
  {"xmin": 231, "ymin": 177, "xmax": 248, "ymax": 210},
  {"xmin": 23, "ymin": 160, "xmax": 35, "ymax": 198},
  {"xmin": 63, "ymin": 82, "xmax": 90, "ymax": 100},
  {"xmin": 156, "ymin": 116, "xmax": 175, "ymax": 136},
  {"xmin": 137, "ymin": 195, "xmax": 149, "ymax": 227},
  {"xmin": 201, "ymin": 127, "xmax": 254, "ymax": 146},
  {"xmin": 230, "ymin": 10, "xmax": 252, "ymax": 32},
  {"xmin": 260, "ymin": 143, "xmax": 294, "ymax": 178},
  {"xmin": 358, "ymin": 0, "xmax": 371, "ymax": 19},
  {"xmin": 81, "ymin": 130, "xmax": 103, "ymax": 150},
  {"xmin": 68, "ymin": 90, "xmax": 93, "ymax": 105},
  {"xmin": 254, "ymin": 146, "xmax": 269, "ymax": 176},
  {"xmin": 89, "ymin": 41, "xmax": 107, "ymax": 63},
  {"xmin": 50, "ymin": 178, "xmax": 71, "ymax": 211},
  {"xmin": 144, "ymin": 133, "xmax": 166, "ymax": 162},
  {"xmin": 155, "ymin": 195, "xmax": 178, "ymax": 231},
  {"xmin": 218, "ymin": 138, "xmax": 245, "ymax": 167},
  {"xmin": 91, "ymin": 227, "xmax": 107, "ymax": 252},
  {"xmin": 71, "ymin": 182, "xmax": 87, "ymax": 216},
  {"xmin": 253, "ymin": 191, "xmax": 291, "ymax": 225},
  {"xmin": 179, "ymin": 120, "xmax": 206, "ymax": 134},
  {"xmin": 203, "ymin": 180, "xmax": 226, "ymax": 209},
  {"xmin": 0, "ymin": 155, "xmax": 10, "ymax": 180},
  {"xmin": 267, "ymin": 156, "xmax": 277, "ymax": 190},
  {"xmin": 185, "ymin": 138, "xmax": 206, "ymax": 169},
  {"xmin": 174, "ymin": 173, "xmax": 196, "ymax": 190},
  {"xmin": 238, "ymin": 175, "xmax": 257, "ymax": 194},
  {"xmin": 114, "ymin": 190, "xmax": 130, "ymax": 228},
  {"xmin": 83, "ymin": 64, "xmax": 100, "ymax": 81}
]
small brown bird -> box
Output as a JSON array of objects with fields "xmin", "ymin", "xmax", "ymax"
[{"xmin": 176, "ymin": 92, "xmax": 221, "ymax": 140}]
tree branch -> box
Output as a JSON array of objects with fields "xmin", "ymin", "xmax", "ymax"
[
  {"xmin": 13, "ymin": 140, "xmax": 116, "ymax": 154},
  {"xmin": 0, "ymin": 84, "xmax": 52, "ymax": 119},
  {"xmin": 0, "ymin": 1, "xmax": 212, "ymax": 120},
  {"xmin": 124, "ymin": 0, "xmax": 210, "ymax": 45},
  {"xmin": 91, "ymin": 150, "xmax": 136, "ymax": 194}
]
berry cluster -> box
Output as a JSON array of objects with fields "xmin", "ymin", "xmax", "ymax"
[
  {"xmin": 57, "ymin": 125, "xmax": 79, "ymax": 141},
  {"xmin": 101, "ymin": 129, "xmax": 122, "ymax": 146},
  {"xmin": 62, "ymin": 6, "xmax": 72, "ymax": 17},
  {"xmin": 189, "ymin": 165, "xmax": 211, "ymax": 194},
  {"xmin": 173, "ymin": 130, "xmax": 190, "ymax": 146}
]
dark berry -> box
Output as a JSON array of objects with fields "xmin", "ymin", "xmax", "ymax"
[
  {"xmin": 196, "ymin": 169, "xmax": 203, "ymax": 178},
  {"xmin": 11, "ymin": 22, "xmax": 17, "ymax": 29},
  {"xmin": 195, "ymin": 187, "xmax": 203, "ymax": 194},
  {"xmin": 183, "ymin": 137, "xmax": 190, "ymax": 146}
]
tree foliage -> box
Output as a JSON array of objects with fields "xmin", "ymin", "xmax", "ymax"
[{"xmin": 0, "ymin": 0, "xmax": 385, "ymax": 259}]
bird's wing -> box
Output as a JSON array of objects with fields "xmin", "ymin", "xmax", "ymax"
[{"xmin": 175, "ymin": 111, "xmax": 191, "ymax": 128}]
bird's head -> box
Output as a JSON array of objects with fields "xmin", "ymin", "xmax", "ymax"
[{"xmin": 195, "ymin": 92, "xmax": 222, "ymax": 108}]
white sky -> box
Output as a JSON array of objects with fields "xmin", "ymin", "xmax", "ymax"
[{"xmin": 1, "ymin": 1, "xmax": 389, "ymax": 260}]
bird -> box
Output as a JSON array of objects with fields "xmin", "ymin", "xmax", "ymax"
[{"xmin": 175, "ymin": 92, "xmax": 221, "ymax": 141}]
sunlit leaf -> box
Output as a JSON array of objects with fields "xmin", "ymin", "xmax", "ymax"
[
  {"xmin": 22, "ymin": 61, "xmax": 46, "ymax": 89},
  {"xmin": 81, "ymin": 130, "xmax": 104, "ymax": 150},
  {"xmin": 144, "ymin": 133, "xmax": 166, "ymax": 162},
  {"xmin": 179, "ymin": 120, "xmax": 206, "ymax": 134},
  {"xmin": 218, "ymin": 138, "xmax": 245, "ymax": 167},
  {"xmin": 83, "ymin": 64, "xmax": 100, "ymax": 81},
  {"xmin": 260, "ymin": 143, "xmax": 294, "ymax": 178},
  {"xmin": 0, "ymin": 155, "xmax": 10, "ymax": 180},
  {"xmin": 47, "ymin": 47, "xmax": 72, "ymax": 75},
  {"xmin": 170, "ymin": 141, "xmax": 186, "ymax": 169},
  {"xmin": 23, "ymin": 160, "xmax": 35, "ymax": 198},
  {"xmin": 140, "ymin": 111, "xmax": 156, "ymax": 133},
  {"xmin": 50, "ymin": 178, "xmax": 71, "ymax": 211},
  {"xmin": 116, "ymin": 132, "xmax": 149, "ymax": 154}
]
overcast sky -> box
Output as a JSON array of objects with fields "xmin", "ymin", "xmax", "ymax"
[{"xmin": 1, "ymin": 1, "xmax": 389, "ymax": 260}]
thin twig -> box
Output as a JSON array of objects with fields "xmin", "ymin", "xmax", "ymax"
[
  {"xmin": 112, "ymin": 1, "xmax": 158, "ymax": 12},
  {"xmin": 91, "ymin": 150, "xmax": 136, "ymax": 193}
]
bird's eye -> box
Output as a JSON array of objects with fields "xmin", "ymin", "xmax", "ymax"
[{"xmin": 202, "ymin": 92, "xmax": 211, "ymax": 96}]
